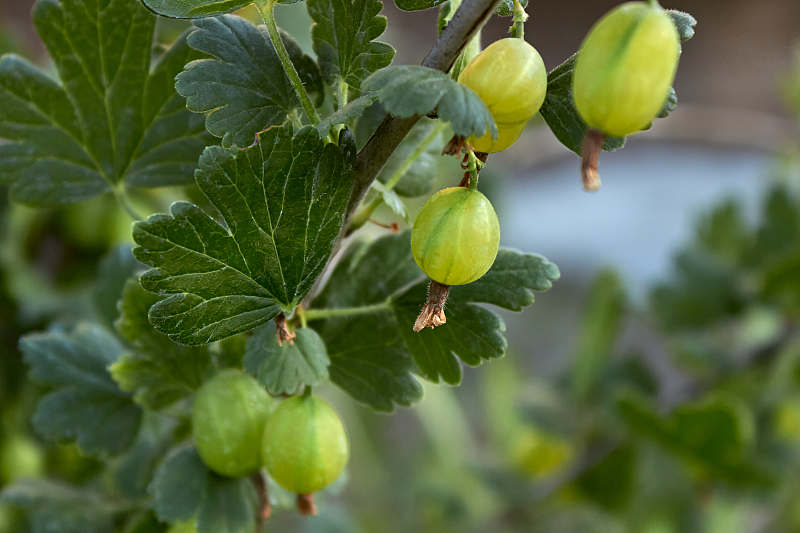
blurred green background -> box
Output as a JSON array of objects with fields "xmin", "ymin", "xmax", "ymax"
[{"xmin": 1, "ymin": 0, "xmax": 800, "ymax": 532}]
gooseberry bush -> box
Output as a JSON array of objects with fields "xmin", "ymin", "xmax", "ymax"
[{"xmin": 0, "ymin": 0, "xmax": 700, "ymax": 530}]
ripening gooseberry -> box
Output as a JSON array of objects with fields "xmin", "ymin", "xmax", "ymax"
[
  {"xmin": 262, "ymin": 394, "xmax": 349, "ymax": 495},
  {"xmin": 573, "ymin": 1, "xmax": 680, "ymax": 137},
  {"xmin": 411, "ymin": 187, "xmax": 500, "ymax": 286},
  {"xmin": 458, "ymin": 38, "xmax": 547, "ymax": 153},
  {"xmin": 192, "ymin": 369, "xmax": 274, "ymax": 477}
]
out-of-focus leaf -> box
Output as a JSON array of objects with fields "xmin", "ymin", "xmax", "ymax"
[
  {"xmin": 393, "ymin": 0, "xmax": 447, "ymax": 11},
  {"xmin": 142, "ymin": 0, "xmax": 253, "ymax": 18},
  {"xmin": 573, "ymin": 444, "xmax": 637, "ymax": 510},
  {"xmin": 20, "ymin": 324, "xmax": 140, "ymax": 456},
  {"xmin": 93, "ymin": 245, "xmax": 142, "ymax": 331}
]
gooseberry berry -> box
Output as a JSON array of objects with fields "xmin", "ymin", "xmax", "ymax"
[
  {"xmin": 262, "ymin": 394, "xmax": 348, "ymax": 495},
  {"xmin": 458, "ymin": 38, "xmax": 547, "ymax": 153},
  {"xmin": 192, "ymin": 369, "xmax": 274, "ymax": 478},
  {"xmin": 573, "ymin": 1, "xmax": 680, "ymax": 137},
  {"xmin": 411, "ymin": 187, "xmax": 500, "ymax": 286}
]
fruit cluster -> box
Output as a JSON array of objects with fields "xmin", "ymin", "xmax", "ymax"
[
  {"xmin": 411, "ymin": 0, "xmax": 680, "ymax": 308},
  {"xmin": 192, "ymin": 370, "xmax": 348, "ymax": 511}
]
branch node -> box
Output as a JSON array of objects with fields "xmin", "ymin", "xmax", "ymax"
[
  {"xmin": 275, "ymin": 313, "xmax": 296, "ymax": 346},
  {"xmin": 413, "ymin": 281, "xmax": 450, "ymax": 332}
]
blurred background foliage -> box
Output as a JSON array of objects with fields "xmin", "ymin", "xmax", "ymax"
[{"xmin": 1, "ymin": 0, "xmax": 800, "ymax": 532}]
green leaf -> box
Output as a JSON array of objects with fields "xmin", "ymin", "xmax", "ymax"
[
  {"xmin": 93, "ymin": 245, "xmax": 142, "ymax": 331},
  {"xmin": 316, "ymin": 94, "xmax": 377, "ymax": 136},
  {"xmin": 20, "ymin": 324, "xmax": 141, "ymax": 456},
  {"xmin": 495, "ymin": 0, "xmax": 527, "ymax": 16},
  {"xmin": 151, "ymin": 446, "xmax": 208, "ymax": 522},
  {"xmin": 133, "ymin": 125, "xmax": 355, "ymax": 345},
  {"xmin": 151, "ymin": 446, "xmax": 257, "ymax": 533},
  {"xmin": 539, "ymin": 55, "xmax": 625, "ymax": 156},
  {"xmin": 177, "ymin": 15, "xmax": 323, "ymax": 148},
  {"xmin": 573, "ymin": 444, "xmax": 637, "ymax": 510},
  {"xmin": 362, "ymin": 65, "xmax": 497, "ymax": 139},
  {"xmin": 371, "ymin": 181, "xmax": 409, "ymax": 221},
  {"xmin": 375, "ymin": 118, "xmax": 443, "ymax": 198},
  {"xmin": 0, "ymin": 1, "xmax": 212, "ymax": 205},
  {"xmin": 308, "ymin": 0, "xmax": 395, "ymax": 88},
  {"xmin": 313, "ymin": 232, "xmax": 559, "ymax": 408},
  {"xmin": 244, "ymin": 326, "xmax": 330, "ymax": 395},
  {"xmin": 695, "ymin": 198, "xmax": 751, "ymax": 265},
  {"xmin": 2, "ymin": 480, "xmax": 117, "ymax": 533},
  {"xmin": 571, "ymin": 269, "xmax": 626, "ymax": 401},
  {"xmin": 110, "ymin": 280, "xmax": 212, "ymax": 409},
  {"xmin": 142, "ymin": 0, "xmax": 253, "ymax": 18},
  {"xmin": 393, "ymin": 0, "xmax": 446, "ymax": 11}
]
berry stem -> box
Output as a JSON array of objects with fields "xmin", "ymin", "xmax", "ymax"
[
  {"xmin": 250, "ymin": 472, "xmax": 271, "ymax": 532},
  {"xmin": 580, "ymin": 129, "xmax": 604, "ymax": 192},
  {"xmin": 296, "ymin": 493, "xmax": 317, "ymax": 515},
  {"xmin": 466, "ymin": 149, "xmax": 482, "ymax": 190},
  {"xmin": 254, "ymin": 0, "xmax": 320, "ymax": 126},
  {"xmin": 510, "ymin": 0, "xmax": 528, "ymax": 39}
]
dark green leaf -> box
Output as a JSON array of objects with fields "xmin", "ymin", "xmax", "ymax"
[
  {"xmin": 110, "ymin": 280, "xmax": 212, "ymax": 409},
  {"xmin": 150, "ymin": 445, "xmax": 256, "ymax": 532},
  {"xmin": 371, "ymin": 181, "xmax": 409, "ymax": 220},
  {"xmin": 114, "ymin": 418, "xmax": 176, "ymax": 500},
  {"xmin": 151, "ymin": 446, "xmax": 209, "ymax": 522},
  {"xmin": 177, "ymin": 16, "xmax": 323, "ymax": 148},
  {"xmin": 763, "ymin": 247, "xmax": 800, "ymax": 313},
  {"xmin": 362, "ymin": 65, "xmax": 497, "ymax": 138},
  {"xmin": 244, "ymin": 325, "xmax": 330, "ymax": 395},
  {"xmin": 539, "ymin": 55, "xmax": 625, "ymax": 156},
  {"xmin": 495, "ymin": 0, "xmax": 527, "ymax": 16},
  {"xmin": 317, "ymin": 94, "xmax": 378, "ymax": 136},
  {"xmin": 142, "ymin": 0, "xmax": 253, "ymax": 18},
  {"xmin": 20, "ymin": 324, "xmax": 141, "ymax": 455},
  {"xmin": 93, "ymin": 245, "xmax": 142, "ymax": 331},
  {"xmin": 571, "ymin": 269, "xmax": 626, "ymax": 401},
  {"xmin": 2, "ymin": 480, "xmax": 116, "ymax": 533},
  {"xmin": 308, "ymin": 0, "xmax": 394, "ymax": 88},
  {"xmin": 668, "ymin": 10, "xmax": 697, "ymax": 42},
  {"xmin": 0, "ymin": 1, "xmax": 211, "ymax": 205},
  {"xmin": 751, "ymin": 186, "xmax": 800, "ymax": 267},
  {"xmin": 695, "ymin": 198, "xmax": 750, "ymax": 265},
  {"xmin": 133, "ymin": 125, "xmax": 354, "ymax": 344},
  {"xmin": 313, "ymin": 232, "xmax": 559, "ymax": 407},
  {"xmin": 573, "ymin": 444, "xmax": 636, "ymax": 510},
  {"xmin": 393, "ymin": 0, "xmax": 446, "ymax": 11}
]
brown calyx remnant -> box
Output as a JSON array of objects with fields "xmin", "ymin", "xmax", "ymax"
[
  {"xmin": 296, "ymin": 493, "xmax": 317, "ymax": 515},
  {"xmin": 251, "ymin": 473, "xmax": 271, "ymax": 529},
  {"xmin": 274, "ymin": 313, "xmax": 296, "ymax": 346},
  {"xmin": 413, "ymin": 280, "xmax": 450, "ymax": 332},
  {"xmin": 580, "ymin": 128, "xmax": 605, "ymax": 192},
  {"xmin": 442, "ymin": 134, "xmax": 467, "ymax": 156},
  {"xmin": 458, "ymin": 150, "xmax": 487, "ymax": 187}
]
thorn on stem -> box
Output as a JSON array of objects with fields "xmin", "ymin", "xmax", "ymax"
[
  {"xmin": 581, "ymin": 129, "xmax": 604, "ymax": 192},
  {"xmin": 413, "ymin": 280, "xmax": 450, "ymax": 332},
  {"xmin": 275, "ymin": 313, "xmax": 296, "ymax": 346},
  {"xmin": 296, "ymin": 493, "xmax": 317, "ymax": 515}
]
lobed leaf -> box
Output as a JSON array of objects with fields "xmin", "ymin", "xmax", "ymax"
[
  {"xmin": 309, "ymin": 0, "xmax": 395, "ymax": 89},
  {"xmin": 110, "ymin": 280, "xmax": 213, "ymax": 409},
  {"xmin": 177, "ymin": 15, "xmax": 323, "ymax": 148},
  {"xmin": 151, "ymin": 446, "xmax": 257, "ymax": 533},
  {"xmin": 362, "ymin": 65, "xmax": 497, "ymax": 139},
  {"xmin": 244, "ymin": 325, "xmax": 330, "ymax": 395},
  {"xmin": 313, "ymin": 232, "xmax": 559, "ymax": 409},
  {"xmin": 142, "ymin": 0, "xmax": 253, "ymax": 18},
  {"xmin": 0, "ymin": 0, "xmax": 212, "ymax": 205},
  {"xmin": 133, "ymin": 125, "xmax": 355, "ymax": 345},
  {"xmin": 20, "ymin": 324, "xmax": 141, "ymax": 456}
]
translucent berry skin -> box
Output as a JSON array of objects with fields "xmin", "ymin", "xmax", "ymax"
[
  {"xmin": 192, "ymin": 369, "xmax": 274, "ymax": 478},
  {"xmin": 468, "ymin": 120, "xmax": 527, "ymax": 154},
  {"xmin": 573, "ymin": 2, "xmax": 680, "ymax": 137},
  {"xmin": 411, "ymin": 187, "xmax": 500, "ymax": 286},
  {"xmin": 262, "ymin": 395, "xmax": 349, "ymax": 495},
  {"xmin": 458, "ymin": 38, "xmax": 547, "ymax": 153}
]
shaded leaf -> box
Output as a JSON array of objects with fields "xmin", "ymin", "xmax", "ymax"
[
  {"xmin": 317, "ymin": 94, "xmax": 377, "ymax": 136},
  {"xmin": 244, "ymin": 326, "xmax": 330, "ymax": 395},
  {"xmin": 362, "ymin": 65, "xmax": 496, "ymax": 138},
  {"xmin": 151, "ymin": 446, "xmax": 256, "ymax": 533},
  {"xmin": 309, "ymin": 0, "xmax": 394, "ymax": 88},
  {"xmin": 178, "ymin": 15, "xmax": 323, "ymax": 148},
  {"xmin": 495, "ymin": 0, "xmax": 527, "ymax": 16},
  {"xmin": 0, "ymin": 1, "xmax": 211, "ymax": 205},
  {"xmin": 142, "ymin": 0, "xmax": 253, "ymax": 18},
  {"xmin": 133, "ymin": 125, "xmax": 354, "ymax": 344},
  {"xmin": 93, "ymin": 245, "xmax": 142, "ymax": 331},
  {"xmin": 313, "ymin": 232, "xmax": 559, "ymax": 408},
  {"xmin": 20, "ymin": 324, "xmax": 141, "ymax": 456},
  {"xmin": 668, "ymin": 9, "xmax": 697, "ymax": 42},
  {"xmin": 393, "ymin": 0, "xmax": 446, "ymax": 11},
  {"xmin": 110, "ymin": 280, "xmax": 212, "ymax": 409},
  {"xmin": 375, "ymin": 118, "xmax": 444, "ymax": 198}
]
